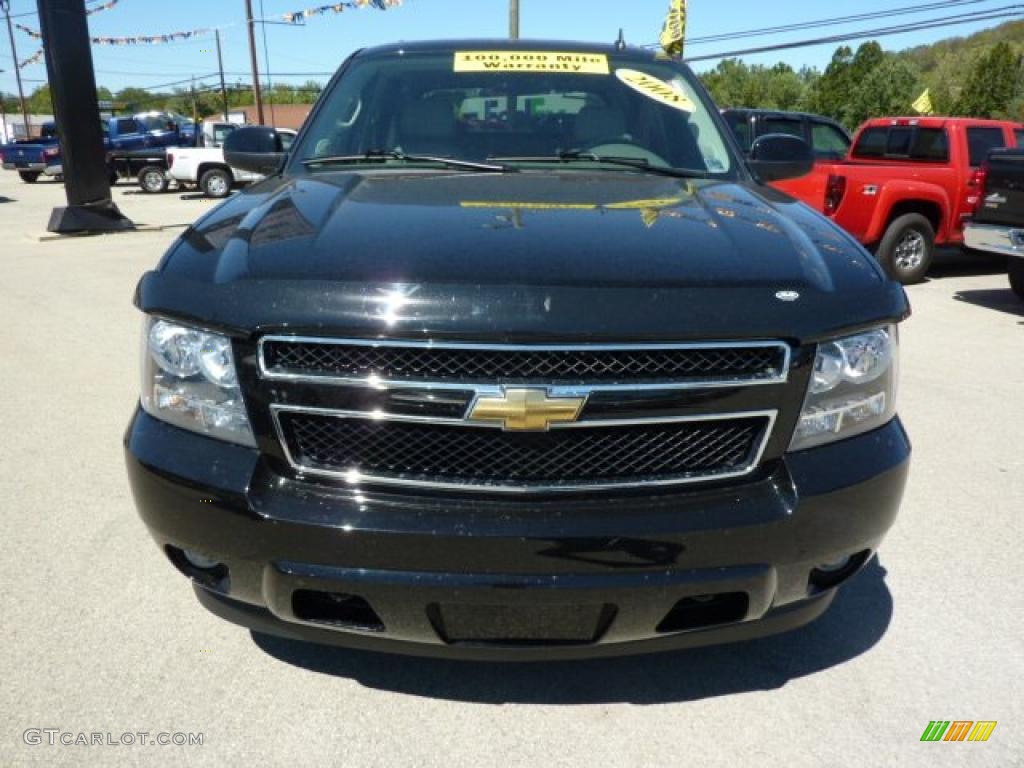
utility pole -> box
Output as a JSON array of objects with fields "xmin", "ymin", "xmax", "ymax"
[
  {"xmin": 509, "ymin": 0, "xmax": 520, "ymax": 40},
  {"xmin": 1, "ymin": 0, "xmax": 30, "ymax": 138},
  {"xmin": 244, "ymin": 0, "xmax": 264, "ymax": 125},
  {"xmin": 189, "ymin": 75, "xmax": 197, "ymax": 124},
  {"xmin": 215, "ymin": 29, "xmax": 229, "ymax": 121}
]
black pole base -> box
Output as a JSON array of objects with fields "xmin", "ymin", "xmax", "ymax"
[{"xmin": 47, "ymin": 201, "xmax": 135, "ymax": 234}]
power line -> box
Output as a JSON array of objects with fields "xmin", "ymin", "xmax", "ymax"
[
  {"xmin": 686, "ymin": 0, "xmax": 998, "ymax": 46},
  {"xmin": 685, "ymin": 6, "xmax": 1024, "ymax": 61}
]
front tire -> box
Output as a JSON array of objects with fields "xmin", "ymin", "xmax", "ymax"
[
  {"xmin": 18, "ymin": 171, "xmax": 39, "ymax": 183},
  {"xmin": 876, "ymin": 213, "xmax": 935, "ymax": 284},
  {"xmin": 1009, "ymin": 258, "xmax": 1024, "ymax": 301},
  {"xmin": 138, "ymin": 165, "xmax": 169, "ymax": 194},
  {"xmin": 200, "ymin": 168, "xmax": 232, "ymax": 199}
]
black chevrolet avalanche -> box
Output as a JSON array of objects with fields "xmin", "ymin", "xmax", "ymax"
[{"xmin": 125, "ymin": 40, "xmax": 910, "ymax": 659}]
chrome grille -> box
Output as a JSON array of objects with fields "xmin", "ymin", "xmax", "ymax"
[
  {"xmin": 260, "ymin": 338, "xmax": 789, "ymax": 387},
  {"xmin": 274, "ymin": 410, "xmax": 773, "ymax": 493}
]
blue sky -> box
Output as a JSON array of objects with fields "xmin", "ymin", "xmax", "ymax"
[{"xmin": 1, "ymin": 0, "xmax": 1017, "ymax": 96}]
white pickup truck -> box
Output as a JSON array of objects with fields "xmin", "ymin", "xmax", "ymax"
[{"xmin": 168, "ymin": 123, "xmax": 295, "ymax": 198}]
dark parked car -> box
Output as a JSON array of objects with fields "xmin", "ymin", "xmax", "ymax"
[
  {"xmin": 964, "ymin": 148, "xmax": 1024, "ymax": 299},
  {"xmin": 721, "ymin": 108, "xmax": 852, "ymax": 160},
  {"xmin": 126, "ymin": 40, "xmax": 910, "ymax": 660}
]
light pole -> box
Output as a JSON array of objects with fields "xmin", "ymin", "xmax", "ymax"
[
  {"xmin": 1, "ymin": 0, "xmax": 30, "ymax": 138},
  {"xmin": 509, "ymin": 0, "xmax": 519, "ymax": 40}
]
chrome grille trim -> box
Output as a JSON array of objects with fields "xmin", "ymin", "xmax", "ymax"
[
  {"xmin": 270, "ymin": 404, "xmax": 778, "ymax": 493},
  {"xmin": 257, "ymin": 336, "xmax": 792, "ymax": 391}
]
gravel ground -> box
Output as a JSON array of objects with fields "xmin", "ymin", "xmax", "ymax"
[{"xmin": 0, "ymin": 172, "xmax": 1021, "ymax": 767}]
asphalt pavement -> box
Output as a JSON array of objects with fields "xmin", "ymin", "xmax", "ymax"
[{"xmin": 0, "ymin": 172, "xmax": 1021, "ymax": 767}]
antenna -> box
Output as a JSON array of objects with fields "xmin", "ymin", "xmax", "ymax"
[{"xmin": 615, "ymin": 28, "xmax": 627, "ymax": 51}]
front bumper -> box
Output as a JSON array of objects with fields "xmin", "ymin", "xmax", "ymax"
[
  {"xmin": 964, "ymin": 221, "xmax": 1024, "ymax": 259},
  {"xmin": 125, "ymin": 409, "xmax": 910, "ymax": 660}
]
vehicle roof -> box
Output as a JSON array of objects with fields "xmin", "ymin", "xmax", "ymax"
[
  {"xmin": 721, "ymin": 108, "xmax": 842, "ymax": 122},
  {"xmin": 859, "ymin": 116, "xmax": 1024, "ymax": 129},
  {"xmin": 354, "ymin": 38, "xmax": 667, "ymax": 61}
]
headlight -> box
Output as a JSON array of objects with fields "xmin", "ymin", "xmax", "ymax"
[
  {"xmin": 140, "ymin": 317, "xmax": 255, "ymax": 447},
  {"xmin": 790, "ymin": 326, "xmax": 898, "ymax": 451}
]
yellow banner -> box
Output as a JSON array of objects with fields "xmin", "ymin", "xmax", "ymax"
[
  {"xmin": 615, "ymin": 69, "xmax": 695, "ymax": 112},
  {"xmin": 660, "ymin": 0, "xmax": 687, "ymax": 58},
  {"xmin": 454, "ymin": 51, "xmax": 610, "ymax": 75},
  {"xmin": 912, "ymin": 88, "xmax": 934, "ymax": 116}
]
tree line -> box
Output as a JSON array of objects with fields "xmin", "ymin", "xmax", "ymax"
[
  {"xmin": 3, "ymin": 21, "xmax": 1022, "ymax": 130},
  {"xmin": 2, "ymin": 80, "xmax": 323, "ymax": 121},
  {"xmin": 700, "ymin": 21, "xmax": 1023, "ymax": 129}
]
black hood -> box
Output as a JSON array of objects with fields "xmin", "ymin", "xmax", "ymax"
[{"xmin": 137, "ymin": 170, "xmax": 908, "ymax": 342}]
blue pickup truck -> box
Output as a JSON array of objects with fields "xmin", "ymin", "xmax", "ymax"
[{"xmin": 1, "ymin": 111, "xmax": 192, "ymax": 183}]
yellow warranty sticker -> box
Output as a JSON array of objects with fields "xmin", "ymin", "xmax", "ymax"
[
  {"xmin": 615, "ymin": 68, "xmax": 695, "ymax": 112},
  {"xmin": 454, "ymin": 51, "xmax": 610, "ymax": 75}
]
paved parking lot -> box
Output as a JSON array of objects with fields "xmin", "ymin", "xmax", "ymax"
[{"xmin": 1, "ymin": 171, "xmax": 1021, "ymax": 767}]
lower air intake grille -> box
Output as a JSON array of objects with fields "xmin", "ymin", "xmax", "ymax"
[{"xmin": 277, "ymin": 412, "xmax": 770, "ymax": 491}]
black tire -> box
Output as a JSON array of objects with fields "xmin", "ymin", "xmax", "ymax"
[
  {"xmin": 876, "ymin": 213, "xmax": 935, "ymax": 284},
  {"xmin": 1009, "ymin": 258, "xmax": 1024, "ymax": 301},
  {"xmin": 18, "ymin": 171, "xmax": 39, "ymax": 183},
  {"xmin": 138, "ymin": 165, "xmax": 169, "ymax": 194},
  {"xmin": 199, "ymin": 167, "xmax": 232, "ymax": 199}
]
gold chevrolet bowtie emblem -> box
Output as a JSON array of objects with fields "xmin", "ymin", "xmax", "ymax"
[{"xmin": 468, "ymin": 388, "xmax": 586, "ymax": 431}]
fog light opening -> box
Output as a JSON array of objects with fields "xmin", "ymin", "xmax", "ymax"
[
  {"xmin": 809, "ymin": 549, "xmax": 871, "ymax": 591},
  {"xmin": 183, "ymin": 549, "xmax": 222, "ymax": 570},
  {"xmin": 165, "ymin": 545, "xmax": 229, "ymax": 590},
  {"xmin": 816, "ymin": 556, "xmax": 853, "ymax": 573}
]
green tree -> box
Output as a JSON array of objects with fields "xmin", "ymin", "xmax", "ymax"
[
  {"xmin": 26, "ymin": 84, "xmax": 53, "ymax": 114},
  {"xmin": 115, "ymin": 86, "xmax": 159, "ymax": 113},
  {"xmin": 700, "ymin": 59, "xmax": 805, "ymax": 111},
  {"xmin": 953, "ymin": 42, "xmax": 1021, "ymax": 118},
  {"xmin": 805, "ymin": 45, "xmax": 854, "ymax": 121},
  {"xmin": 845, "ymin": 56, "xmax": 920, "ymax": 126}
]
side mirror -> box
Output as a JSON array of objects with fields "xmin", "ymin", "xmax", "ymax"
[
  {"xmin": 224, "ymin": 126, "xmax": 286, "ymax": 175},
  {"xmin": 749, "ymin": 134, "xmax": 815, "ymax": 183}
]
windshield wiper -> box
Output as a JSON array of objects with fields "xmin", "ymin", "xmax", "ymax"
[
  {"xmin": 301, "ymin": 149, "xmax": 515, "ymax": 173},
  {"xmin": 491, "ymin": 151, "xmax": 709, "ymax": 179}
]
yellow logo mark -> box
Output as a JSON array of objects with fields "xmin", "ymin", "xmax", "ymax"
[
  {"xmin": 468, "ymin": 388, "xmax": 586, "ymax": 431},
  {"xmin": 967, "ymin": 722, "xmax": 998, "ymax": 742}
]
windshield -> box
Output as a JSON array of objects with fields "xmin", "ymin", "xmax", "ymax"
[
  {"xmin": 136, "ymin": 113, "xmax": 177, "ymax": 132},
  {"xmin": 293, "ymin": 48, "xmax": 736, "ymax": 177}
]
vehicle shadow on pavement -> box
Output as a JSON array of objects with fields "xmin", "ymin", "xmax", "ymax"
[
  {"xmin": 252, "ymin": 558, "xmax": 892, "ymax": 704},
  {"xmin": 954, "ymin": 288, "xmax": 1024, "ymax": 318},
  {"xmin": 928, "ymin": 250, "xmax": 1006, "ymax": 278}
]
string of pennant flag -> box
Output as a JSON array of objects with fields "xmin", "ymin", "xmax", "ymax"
[
  {"xmin": 16, "ymin": 0, "xmax": 119, "ymax": 39},
  {"xmin": 282, "ymin": 1, "xmax": 403, "ymax": 23},
  {"xmin": 12, "ymin": 0, "xmax": 403, "ymax": 69},
  {"xmin": 18, "ymin": 48, "xmax": 46, "ymax": 69},
  {"xmin": 17, "ymin": 23, "xmax": 213, "ymax": 47}
]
